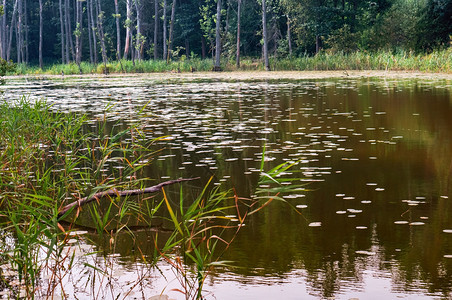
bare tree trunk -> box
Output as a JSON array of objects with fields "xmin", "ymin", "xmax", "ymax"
[
  {"xmin": 162, "ymin": 0, "xmax": 167, "ymax": 60},
  {"xmin": 214, "ymin": 0, "xmax": 221, "ymax": 71},
  {"xmin": 24, "ymin": 0, "xmax": 28, "ymax": 63},
  {"xmin": 6, "ymin": 0, "xmax": 18, "ymax": 61},
  {"xmin": 64, "ymin": 0, "xmax": 70, "ymax": 62},
  {"xmin": 17, "ymin": 0, "xmax": 22, "ymax": 64},
  {"xmin": 114, "ymin": 0, "xmax": 121, "ymax": 60},
  {"xmin": 134, "ymin": 0, "xmax": 143, "ymax": 60},
  {"xmin": 65, "ymin": 0, "xmax": 75, "ymax": 61},
  {"xmin": 123, "ymin": 0, "xmax": 132, "ymax": 59},
  {"xmin": 167, "ymin": 0, "xmax": 176, "ymax": 62},
  {"xmin": 286, "ymin": 14, "xmax": 292, "ymax": 56},
  {"xmin": 0, "ymin": 0, "xmax": 7, "ymax": 59},
  {"xmin": 236, "ymin": 0, "xmax": 241, "ymax": 68},
  {"xmin": 153, "ymin": 0, "xmax": 159, "ymax": 59},
  {"xmin": 75, "ymin": 0, "xmax": 83, "ymax": 72},
  {"xmin": 225, "ymin": 0, "xmax": 230, "ymax": 34},
  {"xmin": 88, "ymin": 0, "xmax": 97, "ymax": 64},
  {"xmin": 87, "ymin": 0, "xmax": 93, "ymax": 63},
  {"xmin": 39, "ymin": 0, "xmax": 43, "ymax": 68},
  {"xmin": 58, "ymin": 0, "xmax": 65, "ymax": 63},
  {"xmin": 95, "ymin": 0, "xmax": 108, "ymax": 73},
  {"xmin": 75, "ymin": 0, "xmax": 80, "ymax": 65},
  {"xmin": 262, "ymin": 0, "xmax": 269, "ymax": 71}
]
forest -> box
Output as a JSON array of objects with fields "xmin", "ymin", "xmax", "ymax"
[{"xmin": 0, "ymin": 0, "xmax": 451, "ymax": 70}]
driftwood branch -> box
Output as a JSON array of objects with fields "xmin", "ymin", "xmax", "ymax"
[{"xmin": 58, "ymin": 177, "xmax": 200, "ymax": 218}]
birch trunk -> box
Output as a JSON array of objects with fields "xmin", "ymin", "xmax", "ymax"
[
  {"xmin": 0, "ymin": 0, "xmax": 6, "ymax": 59},
  {"xmin": 58, "ymin": 0, "xmax": 65, "ymax": 63},
  {"xmin": 167, "ymin": 0, "xmax": 176, "ymax": 62},
  {"xmin": 88, "ymin": 0, "xmax": 97, "ymax": 64},
  {"xmin": 162, "ymin": 0, "xmax": 167, "ymax": 60},
  {"xmin": 17, "ymin": 0, "xmax": 22, "ymax": 63},
  {"xmin": 134, "ymin": 0, "xmax": 142, "ymax": 60},
  {"xmin": 114, "ymin": 0, "xmax": 121, "ymax": 60},
  {"xmin": 123, "ymin": 0, "xmax": 132, "ymax": 59},
  {"xmin": 95, "ymin": 0, "xmax": 108, "ymax": 73},
  {"xmin": 39, "ymin": 0, "xmax": 43, "ymax": 68},
  {"xmin": 23, "ymin": 0, "xmax": 28, "ymax": 63},
  {"xmin": 87, "ymin": 0, "xmax": 93, "ymax": 63},
  {"xmin": 6, "ymin": 0, "xmax": 18, "ymax": 61},
  {"xmin": 153, "ymin": 0, "xmax": 159, "ymax": 59},
  {"xmin": 236, "ymin": 0, "xmax": 241, "ymax": 68},
  {"xmin": 214, "ymin": 0, "xmax": 221, "ymax": 71},
  {"xmin": 262, "ymin": 0, "xmax": 270, "ymax": 71},
  {"xmin": 64, "ymin": 0, "xmax": 70, "ymax": 62},
  {"xmin": 286, "ymin": 14, "xmax": 292, "ymax": 56},
  {"xmin": 75, "ymin": 0, "xmax": 81, "ymax": 66}
]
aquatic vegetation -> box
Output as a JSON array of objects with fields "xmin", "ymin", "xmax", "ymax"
[{"xmin": 0, "ymin": 97, "xmax": 304, "ymax": 299}]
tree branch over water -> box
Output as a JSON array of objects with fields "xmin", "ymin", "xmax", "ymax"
[{"xmin": 58, "ymin": 177, "xmax": 200, "ymax": 218}]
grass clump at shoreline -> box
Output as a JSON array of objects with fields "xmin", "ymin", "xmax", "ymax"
[
  {"xmin": 10, "ymin": 49, "xmax": 452, "ymax": 75},
  {"xmin": 271, "ymin": 49, "xmax": 452, "ymax": 72}
]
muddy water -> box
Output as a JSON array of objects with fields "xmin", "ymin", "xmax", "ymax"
[{"xmin": 3, "ymin": 74, "xmax": 452, "ymax": 299}]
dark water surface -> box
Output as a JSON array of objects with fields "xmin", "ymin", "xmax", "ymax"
[{"xmin": 4, "ymin": 75, "xmax": 452, "ymax": 299}]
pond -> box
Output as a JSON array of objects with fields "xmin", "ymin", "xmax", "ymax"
[{"xmin": 2, "ymin": 73, "xmax": 452, "ymax": 299}]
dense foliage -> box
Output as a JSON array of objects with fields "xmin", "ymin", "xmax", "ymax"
[{"xmin": 0, "ymin": 0, "xmax": 450, "ymax": 66}]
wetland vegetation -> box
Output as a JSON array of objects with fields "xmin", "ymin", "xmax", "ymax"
[{"xmin": 0, "ymin": 74, "xmax": 452, "ymax": 299}]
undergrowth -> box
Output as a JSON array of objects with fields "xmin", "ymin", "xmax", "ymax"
[{"xmin": 10, "ymin": 49, "xmax": 452, "ymax": 75}]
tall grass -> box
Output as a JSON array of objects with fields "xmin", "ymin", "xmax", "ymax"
[
  {"xmin": 271, "ymin": 49, "xmax": 452, "ymax": 72},
  {"xmin": 0, "ymin": 98, "xmax": 304, "ymax": 299},
  {"xmin": 9, "ymin": 48, "xmax": 452, "ymax": 75}
]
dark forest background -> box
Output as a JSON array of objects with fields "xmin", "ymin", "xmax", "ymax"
[{"xmin": 0, "ymin": 0, "xmax": 451, "ymax": 67}]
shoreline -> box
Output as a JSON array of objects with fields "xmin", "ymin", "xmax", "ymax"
[{"xmin": 5, "ymin": 70, "xmax": 452, "ymax": 81}]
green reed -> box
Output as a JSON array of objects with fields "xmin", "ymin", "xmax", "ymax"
[
  {"xmin": 0, "ymin": 97, "xmax": 305, "ymax": 299},
  {"xmin": 9, "ymin": 48, "xmax": 452, "ymax": 76}
]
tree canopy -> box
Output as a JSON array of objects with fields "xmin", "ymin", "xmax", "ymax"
[{"xmin": 0, "ymin": 0, "xmax": 450, "ymax": 66}]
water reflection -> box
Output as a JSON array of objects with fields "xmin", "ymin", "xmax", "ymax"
[{"xmin": 3, "ymin": 75, "xmax": 452, "ymax": 298}]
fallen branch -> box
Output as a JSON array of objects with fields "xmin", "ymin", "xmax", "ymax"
[{"xmin": 58, "ymin": 177, "xmax": 200, "ymax": 218}]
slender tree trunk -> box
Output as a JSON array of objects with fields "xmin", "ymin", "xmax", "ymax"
[
  {"xmin": 17, "ymin": 0, "xmax": 22, "ymax": 64},
  {"xmin": 39, "ymin": 0, "xmax": 43, "ymax": 68},
  {"xmin": 162, "ymin": 0, "xmax": 167, "ymax": 60},
  {"xmin": 1, "ymin": 0, "xmax": 6, "ymax": 59},
  {"xmin": 87, "ymin": 0, "xmax": 93, "ymax": 63},
  {"xmin": 167, "ymin": 0, "xmax": 176, "ymax": 62},
  {"xmin": 236, "ymin": 0, "xmax": 241, "ymax": 68},
  {"xmin": 75, "ymin": 0, "xmax": 81, "ymax": 66},
  {"xmin": 153, "ymin": 0, "xmax": 159, "ymax": 59},
  {"xmin": 225, "ymin": 0, "xmax": 230, "ymax": 33},
  {"xmin": 262, "ymin": 0, "xmax": 269, "ymax": 71},
  {"xmin": 214, "ymin": 0, "xmax": 221, "ymax": 71},
  {"xmin": 114, "ymin": 0, "xmax": 121, "ymax": 60},
  {"xmin": 123, "ymin": 0, "xmax": 132, "ymax": 59},
  {"xmin": 88, "ymin": 0, "xmax": 97, "ymax": 64},
  {"xmin": 6, "ymin": 0, "xmax": 18, "ymax": 61},
  {"xmin": 58, "ymin": 0, "xmax": 65, "ymax": 63},
  {"xmin": 24, "ymin": 0, "xmax": 28, "ymax": 63},
  {"xmin": 134, "ymin": 0, "xmax": 142, "ymax": 60},
  {"xmin": 95, "ymin": 0, "xmax": 108, "ymax": 73},
  {"xmin": 65, "ymin": 0, "xmax": 75, "ymax": 61},
  {"xmin": 64, "ymin": 0, "xmax": 70, "ymax": 62},
  {"xmin": 286, "ymin": 14, "xmax": 292, "ymax": 56}
]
